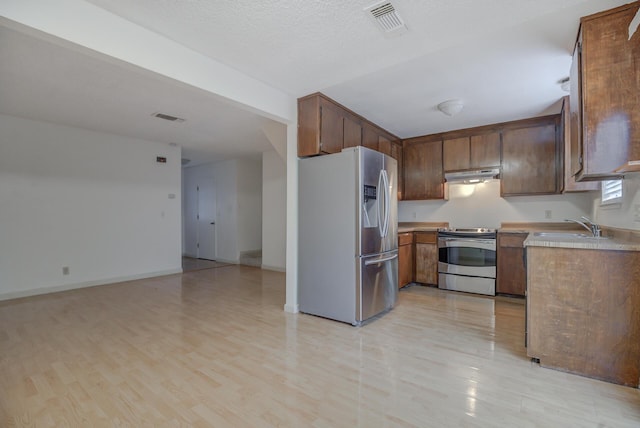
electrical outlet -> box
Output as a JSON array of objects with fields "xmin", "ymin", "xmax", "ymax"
[
  {"xmin": 62, "ymin": 266, "xmax": 69, "ymax": 275},
  {"xmin": 545, "ymin": 210, "xmax": 552, "ymax": 219},
  {"xmin": 412, "ymin": 212, "xmax": 417, "ymax": 219},
  {"xmin": 634, "ymin": 204, "xmax": 640, "ymax": 222}
]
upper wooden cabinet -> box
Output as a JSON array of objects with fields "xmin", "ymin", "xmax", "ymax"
[
  {"xmin": 443, "ymin": 132, "xmax": 501, "ymax": 172},
  {"xmin": 298, "ymin": 93, "xmax": 402, "ymax": 159},
  {"xmin": 470, "ymin": 132, "xmax": 501, "ymax": 169},
  {"xmin": 298, "ymin": 94, "xmax": 362, "ymax": 156},
  {"xmin": 570, "ymin": 2, "xmax": 640, "ymax": 179},
  {"xmin": 501, "ymin": 116, "xmax": 562, "ymax": 196},
  {"xmin": 403, "ymin": 137, "xmax": 445, "ymax": 200},
  {"xmin": 561, "ymin": 96, "xmax": 599, "ymax": 193},
  {"xmin": 298, "ymin": 93, "xmax": 403, "ymax": 199}
]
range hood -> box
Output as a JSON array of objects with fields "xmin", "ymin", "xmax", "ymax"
[{"xmin": 445, "ymin": 168, "xmax": 500, "ymax": 184}]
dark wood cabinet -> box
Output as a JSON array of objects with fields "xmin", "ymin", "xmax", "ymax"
[
  {"xmin": 442, "ymin": 132, "xmax": 501, "ymax": 172},
  {"xmin": 470, "ymin": 132, "xmax": 501, "ymax": 169},
  {"xmin": 414, "ymin": 232, "xmax": 438, "ymax": 285},
  {"xmin": 343, "ymin": 115, "xmax": 362, "ymax": 149},
  {"xmin": 527, "ymin": 245, "xmax": 640, "ymax": 386},
  {"xmin": 362, "ymin": 122, "xmax": 379, "ymax": 151},
  {"xmin": 570, "ymin": 2, "xmax": 640, "ymax": 179},
  {"xmin": 398, "ymin": 232, "xmax": 414, "ymax": 288},
  {"xmin": 501, "ymin": 117, "xmax": 562, "ymax": 196},
  {"xmin": 561, "ymin": 96, "xmax": 599, "ymax": 192},
  {"xmin": 443, "ymin": 137, "xmax": 470, "ymax": 171},
  {"xmin": 391, "ymin": 143, "xmax": 404, "ymax": 201},
  {"xmin": 496, "ymin": 232, "xmax": 527, "ymax": 297},
  {"xmin": 403, "ymin": 137, "xmax": 445, "ymax": 200},
  {"xmin": 298, "ymin": 93, "xmax": 402, "ymax": 159}
]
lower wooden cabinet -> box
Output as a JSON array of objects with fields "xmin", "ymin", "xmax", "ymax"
[
  {"xmin": 398, "ymin": 232, "xmax": 414, "ymax": 288},
  {"xmin": 414, "ymin": 231, "xmax": 438, "ymax": 285},
  {"xmin": 496, "ymin": 232, "xmax": 527, "ymax": 296}
]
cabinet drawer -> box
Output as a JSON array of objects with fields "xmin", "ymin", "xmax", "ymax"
[
  {"xmin": 499, "ymin": 234, "xmax": 528, "ymax": 248},
  {"xmin": 414, "ymin": 232, "xmax": 437, "ymax": 244},
  {"xmin": 398, "ymin": 232, "xmax": 414, "ymax": 246}
]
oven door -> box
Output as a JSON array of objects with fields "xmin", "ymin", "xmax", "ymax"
[{"xmin": 438, "ymin": 238, "xmax": 496, "ymax": 278}]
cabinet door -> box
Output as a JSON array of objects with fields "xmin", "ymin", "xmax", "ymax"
[
  {"xmin": 398, "ymin": 234, "xmax": 413, "ymax": 288},
  {"xmin": 470, "ymin": 132, "xmax": 501, "ymax": 168},
  {"xmin": 361, "ymin": 123, "xmax": 379, "ymax": 151},
  {"xmin": 443, "ymin": 137, "xmax": 470, "ymax": 171},
  {"xmin": 569, "ymin": 36, "xmax": 584, "ymax": 177},
  {"xmin": 378, "ymin": 135, "xmax": 392, "ymax": 156},
  {"xmin": 577, "ymin": 3, "xmax": 639, "ymax": 177},
  {"xmin": 415, "ymin": 242, "xmax": 438, "ymax": 285},
  {"xmin": 501, "ymin": 121, "xmax": 560, "ymax": 196},
  {"xmin": 403, "ymin": 139, "xmax": 444, "ymax": 200},
  {"xmin": 496, "ymin": 233, "xmax": 527, "ymax": 296},
  {"xmin": 343, "ymin": 115, "xmax": 362, "ymax": 149},
  {"xmin": 319, "ymin": 101, "xmax": 344, "ymax": 154},
  {"xmin": 391, "ymin": 143, "xmax": 403, "ymax": 201},
  {"xmin": 562, "ymin": 96, "xmax": 599, "ymax": 192}
]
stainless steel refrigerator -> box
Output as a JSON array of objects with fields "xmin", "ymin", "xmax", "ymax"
[{"xmin": 299, "ymin": 146, "xmax": 398, "ymax": 326}]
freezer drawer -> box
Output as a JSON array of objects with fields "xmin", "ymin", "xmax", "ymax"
[{"xmin": 357, "ymin": 251, "xmax": 398, "ymax": 323}]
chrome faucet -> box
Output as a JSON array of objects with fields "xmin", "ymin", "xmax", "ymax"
[{"xmin": 564, "ymin": 216, "xmax": 601, "ymax": 237}]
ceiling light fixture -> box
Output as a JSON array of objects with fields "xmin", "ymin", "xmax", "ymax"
[{"xmin": 437, "ymin": 99, "xmax": 464, "ymax": 117}]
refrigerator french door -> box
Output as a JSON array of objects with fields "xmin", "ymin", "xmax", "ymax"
[{"xmin": 299, "ymin": 146, "xmax": 398, "ymax": 326}]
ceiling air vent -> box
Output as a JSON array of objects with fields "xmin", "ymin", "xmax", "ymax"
[
  {"xmin": 364, "ymin": 1, "xmax": 407, "ymax": 36},
  {"xmin": 152, "ymin": 112, "xmax": 185, "ymax": 123}
]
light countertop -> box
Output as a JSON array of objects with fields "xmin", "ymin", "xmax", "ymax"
[{"xmin": 523, "ymin": 233, "xmax": 640, "ymax": 251}]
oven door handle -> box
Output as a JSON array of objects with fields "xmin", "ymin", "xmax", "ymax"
[{"xmin": 439, "ymin": 238, "xmax": 496, "ymax": 245}]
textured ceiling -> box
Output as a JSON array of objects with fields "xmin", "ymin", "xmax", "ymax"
[{"xmin": 0, "ymin": 0, "xmax": 633, "ymax": 164}]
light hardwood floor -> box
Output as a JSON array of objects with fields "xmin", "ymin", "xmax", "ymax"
[{"xmin": 1, "ymin": 266, "xmax": 639, "ymax": 427}]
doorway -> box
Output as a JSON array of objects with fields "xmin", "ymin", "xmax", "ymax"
[{"xmin": 183, "ymin": 177, "xmax": 217, "ymax": 261}]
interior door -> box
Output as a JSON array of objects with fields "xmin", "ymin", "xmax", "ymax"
[{"xmin": 197, "ymin": 181, "xmax": 216, "ymax": 260}]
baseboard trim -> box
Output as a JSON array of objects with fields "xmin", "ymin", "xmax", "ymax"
[
  {"xmin": 0, "ymin": 268, "xmax": 183, "ymax": 301},
  {"xmin": 261, "ymin": 264, "xmax": 286, "ymax": 272},
  {"xmin": 284, "ymin": 303, "xmax": 299, "ymax": 313}
]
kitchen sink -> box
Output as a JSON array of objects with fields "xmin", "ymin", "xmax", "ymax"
[{"xmin": 532, "ymin": 232, "xmax": 608, "ymax": 239}]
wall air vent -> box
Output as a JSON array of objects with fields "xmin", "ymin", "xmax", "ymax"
[
  {"xmin": 364, "ymin": 1, "xmax": 407, "ymax": 36},
  {"xmin": 152, "ymin": 112, "xmax": 185, "ymax": 123}
]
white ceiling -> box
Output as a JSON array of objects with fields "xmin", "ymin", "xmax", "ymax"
[{"xmin": 0, "ymin": 0, "xmax": 632, "ymax": 165}]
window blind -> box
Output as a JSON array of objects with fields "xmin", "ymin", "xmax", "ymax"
[{"xmin": 601, "ymin": 180, "xmax": 622, "ymax": 203}]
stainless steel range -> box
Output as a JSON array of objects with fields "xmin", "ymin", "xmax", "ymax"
[{"xmin": 437, "ymin": 228, "xmax": 497, "ymax": 296}]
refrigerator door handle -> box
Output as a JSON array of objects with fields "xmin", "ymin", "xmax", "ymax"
[
  {"xmin": 382, "ymin": 169, "xmax": 390, "ymax": 238},
  {"xmin": 377, "ymin": 170, "xmax": 385, "ymax": 238},
  {"xmin": 364, "ymin": 253, "xmax": 398, "ymax": 265}
]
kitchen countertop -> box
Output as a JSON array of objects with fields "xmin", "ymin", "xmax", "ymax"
[
  {"xmin": 523, "ymin": 233, "xmax": 640, "ymax": 251},
  {"xmin": 398, "ymin": 222, "xmax": 448, "ymax": 233}
]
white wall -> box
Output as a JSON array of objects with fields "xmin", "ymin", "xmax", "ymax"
[
  {"xmin": 0, "ymin": 114, "xmax": 182, "ymax": 300},
  {"xmin": 262, "ymin": 151, "xmax": 287, "ymax": 271},
  {"xmin": 236, "ymin": 157, "xmax": 263, "ymax": 254},
  {"xmin": 399, "ymin": 180, "xmax": 596, "ymax": 228},
  {"xmin": 211, "ymin": 159, "xmax": 239, "ymax": 263},
  {"xmin": 593, "ymin": 173, "xmax": 640, "ymax": 230}
]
